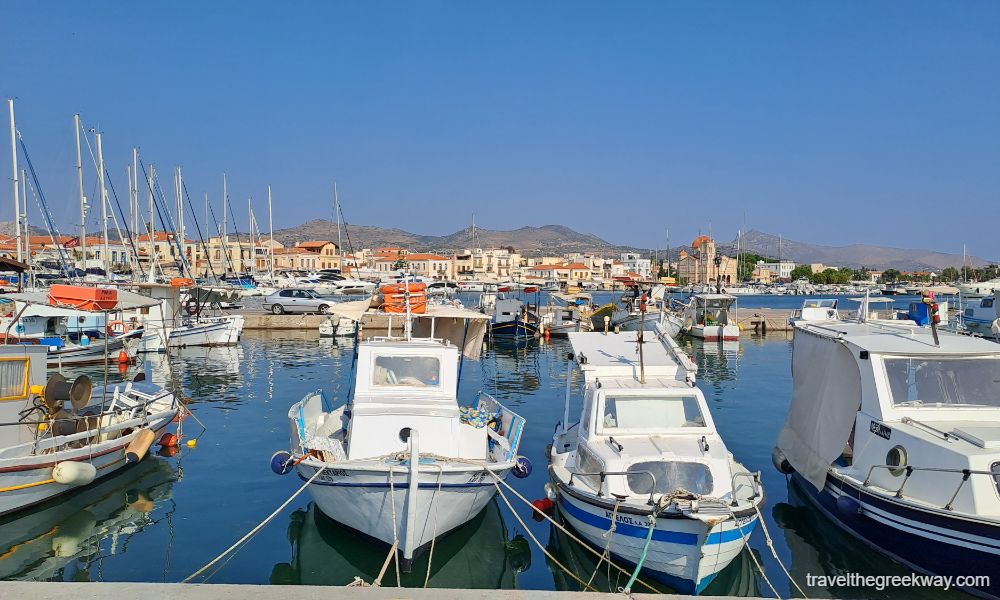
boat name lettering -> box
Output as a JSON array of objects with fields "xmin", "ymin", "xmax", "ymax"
[
  {"xmin": 603, "ymin": 511, "xmax": 650, "ymax": 527},
  {"xmin": 317, "ymin": 469, "xmax": 348, "ymax": 480},
  {"xmin": 467, "ymin": 471, "xmax": 490, "ymax": 484},
  {"xmin": 869, "ymin": 420, "xmax": 892, "ymax": 440}
]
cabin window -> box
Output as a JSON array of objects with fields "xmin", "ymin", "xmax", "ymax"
[
  {"xmin": 984, "ymin": 299, "xmax": 995, "ymax": 308},
  {"xmin": 884, "ymin": 357, "xmax": 1000, "ymax": 408},
  {"xmin": 601, "ymin": 395, "xmax": 705, "ymax": 431},
  {"xmin": 576, "ymin": 445, "xmax": 604, "ymax": 491},
  {"xmin": 627, "ymin": 461, "xmax": 713, "ymax": 496},
  {"xmin": 0, "ymin": 358, "xmax": 29, "ymax": 401},
  {"xmin": 372, "ymin": 356, "xmax": 441, "ymax": 387}
]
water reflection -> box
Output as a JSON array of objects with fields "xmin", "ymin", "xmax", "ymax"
[
  {"xmin": 270, "ymin": 500, "xmax": 530, "ymax": 588},
  {"xmin": 772, "ymin": 478, "xmax": 969, "ymax": 600},
  {"xmin": 485, "ymin": 339, "xmax": 543, "ymax": 398},
  {"xmin": 544, "ymin": 520, "xmax": 760, "ymax": 596},
  {"xmin": 0, "ymin": 457, "xmax": 178, "ymax": 581}
]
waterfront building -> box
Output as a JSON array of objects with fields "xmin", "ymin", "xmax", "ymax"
[
  {"xmin": 756, "ymin": 259, "xmax": 796, "ymax": 280},
  {"xmin": 620, "ymin": 252, "xmax": 652, "ymax": 279},
  {"xmin": 676, "ymin": 235, "xmax": 738, "ymax": 285},
  {"xmin": 404, "ymin": 253, "xmax": 455, "ymax": 280}
]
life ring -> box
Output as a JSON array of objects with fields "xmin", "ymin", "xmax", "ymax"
[
  {"xmin": 185, "ymin": 298, "xmax": 202, "ymax": 316},
  {"xmin": 107, "ymin": 320, "xmax": 131, "ymax": 336}
]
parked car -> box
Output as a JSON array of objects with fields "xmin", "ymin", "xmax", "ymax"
[{"xmin": 263, "ymin": 289, "xmax": 334, "ymax": 315}]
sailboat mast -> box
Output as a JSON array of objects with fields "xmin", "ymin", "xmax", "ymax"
[
  {"xmin": 20, "ymin": 169, "xmax": 29, "ymax": 278},
  {"xmin": 268, "ymin": 185, "xmax": 274, "ymax": 278},
  {"xmin": 248, "ymin": 196, "xmax": 254, "ymax": 275},
  {"xmin": 334, "ymin": 181, "xmax": 342, "ymax": 253},
  {"xmin": 95, "ymin": 131, "xmax": 110, "ymax": 276},
  {"xmin": 74, "ymin": 114, "xmax": 87, "ymax": 272},
  {"xmin": 177, "ymin": 166, "xmax": 184, "ymax": 252},
  {"xmin": 8, "ymin": 100, "xmax": 22, "ymax": 264},
  {"xmin": 148, "ymin": 164, "xmax": 156, "ymax": 277},
  {"xmin": 222, "ymin": 173, "xmax": 228, "ymax": 274},
  {"xmin": 131, "ymin": 148, "xmax": 139, "ymax": 239}
]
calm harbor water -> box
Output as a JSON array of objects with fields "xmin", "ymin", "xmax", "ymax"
[{"xmin": 0, "ymin": 294, "xmax": 972, "ymax": 598}]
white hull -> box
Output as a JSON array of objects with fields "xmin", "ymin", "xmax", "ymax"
[
  {"xmin": 0, "ymin": 410, "xmax": 175, "ymax": 516},
  {"xmin": 138, "ymin": 315, "xmax": 245, "ymax": 352},
  {"xmin": 688, "ymin": 324, "xmax": 739, "ymax": 342},
  {"xmin": 297, "ymin": 462, "xmax": 508, "ymax": 561},
  {"xmin": 555, "ymin": 488, "xmax": 757, "ymax": 593}
]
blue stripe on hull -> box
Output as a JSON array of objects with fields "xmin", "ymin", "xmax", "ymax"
[
  {"xmin": 792, "ymin": 472, "xmax": 1000, "ymax": 599},
  {"xmin": 559, "ymin": 495, "xmax": 756, "ymax": 546}
]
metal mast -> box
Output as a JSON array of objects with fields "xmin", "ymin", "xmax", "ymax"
[
  {"xmin": 74, "ymin": 114, "xmax": 87, "ymax": 271},
  {"xmin": 8, "ymin": 100, "xmax": 22, "ymax": 263},
  {"xmin": 95, "ymin": 131, "xmax": 110, "ymax": 275}
]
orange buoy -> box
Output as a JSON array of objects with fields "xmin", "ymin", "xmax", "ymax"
[
  {"xmin": 117, "ymin": 361, "xmax": 128, "ymax": 375},
  {"xmin": 117, "ymin": 350, "xmax": 130, "ymax": 364},
  {"xmin": 157, "ymin": 445, "xmax": 180, "ymax": 458},
  {"xmin": 158, "ymin": 432, "xmax": 178, "ymax": 448}
]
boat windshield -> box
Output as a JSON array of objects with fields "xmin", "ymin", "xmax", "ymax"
[
  {"xmin": 884, "ymin": 357, "xmax": 1000, "ymax": 408},
  {"xmin": 601, "ymin": 395, "xmax": 705, "ymax": 431},
  {"xmin": 372, "ymin": 356, "xmax": 441, "ymax": 387}
]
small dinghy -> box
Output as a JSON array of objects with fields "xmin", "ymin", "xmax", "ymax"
[
  {"xmin": 277, "ymin": 301, "xmax": 527, "ymax": 568},
  {"xmin": 547, "ymin": 325, "xmax": 763, "ymax": 594}
]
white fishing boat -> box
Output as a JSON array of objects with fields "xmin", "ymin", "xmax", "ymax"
[
  {"xmin": 773, "ymin": 305, "xmax": 1000, "ymax": 599},
  {"xmin": 958, "ymin": 278, "xmax": 1000, "ymax": 298},
  {"xmin": 0, "ymin": 301, "xmax": 139, "ymax": 368},
  {"xmin": 959, "ymin": 291, "xmax": 1000, "ymax": 338},
  {"xmin": 127, "ymin": 285, "xmax": 244, "ymax": 352},
  {"xmin": 276, "ymin": 300, "xmax": 528, "ymax": 567},
  {"xmin": 318, "ymin": 316, "xmax": 356, "ymax": 338},
  {"xmin": 0, "ymin": 289, "xmax": 180, "ymax": 516},
  {"xmin": 547, "ymin": 326, "xmax": 763, "ymax": 594},
  {"xmin": 679, "ymin": 294, "xmax": 739, "ymax": 342}
]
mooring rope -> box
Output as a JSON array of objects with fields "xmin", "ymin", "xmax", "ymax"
[
  {"xmin": 622, "ymin": 512, "xmax": 656, "ymax": 594},
  {"xmin": 182, "ymin": 465, "xmax": 326, "ymax": 583},
  {"xmin": 755, "ymin": 504, "xmax": 807, "ymax": 598},
  {"xmin": 588, "ymin": 498, "xmax": 620, "ymax": 588},
  {"xmin": 729, "ymin": 507, "xmax": 780, "ymax": 599}
]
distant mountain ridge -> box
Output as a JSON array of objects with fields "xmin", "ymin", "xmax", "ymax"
[
  {"xmin": 727, "ymin": 229, "xmax": 989, "ymax": 271},
  {"xmin": 272, "ymin": 220, "xmax": 648, "ymax": 256}
]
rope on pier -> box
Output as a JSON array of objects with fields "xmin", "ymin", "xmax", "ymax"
[
  {"xmin": 371, "ymin": 540, "xmax": 400, "ymax": 587},
  {"xmin": 181, "ymin": 465, "xmax": 326, "ymax": 583},
  {"xmin": 587, "ymin": 499, "xmax": 620, "ymax": 587}
]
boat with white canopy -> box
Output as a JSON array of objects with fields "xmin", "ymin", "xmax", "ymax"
[
  {"xmin": 774, "ymin": 304, "xmax": 1000, "ymax": 599},
  {"xmin": 275, "ymin": 296, "xmax": 528, "ymax": 569},
  {"xmin": 547, "ymin": 325, "xmax": 763, "ymax": 594},
  {"xmin": 0, "ymin": 287, "xmax": 180, "ymax": 516}
]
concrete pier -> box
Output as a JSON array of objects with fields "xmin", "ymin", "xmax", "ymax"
[
  {"xmin": 736, "ymin": 308, "xmax": 795, "ymax": 334},
  {"xmin": 0, "ymin": 581, "xmax": 756, "ymax": 600}
]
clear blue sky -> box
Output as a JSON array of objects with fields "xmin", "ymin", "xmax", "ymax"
[{"xmin": 2, "ymin": 2, "xmax": 999, "ymax": 259}]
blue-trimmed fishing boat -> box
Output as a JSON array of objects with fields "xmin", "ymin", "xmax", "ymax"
[{"xmin": 547, "ymin": 325, "xmax": 763, "ymax": 593}]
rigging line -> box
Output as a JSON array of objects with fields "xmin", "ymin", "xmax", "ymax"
[
  {"xmin": 223, "ymin": 189, "xmax": 246, "ymax": 260},
  {"xmin": 16, "ymin": 135, "xmax": 74, "ymax": 277},
  {"xmin": 206, "ymin": 197, "xmax": 239, "ymax": 278},
  {"xmin": 336, "ymin": 200, "xmax": 357, "ymax": 265},
  {"xmin": 149, "ymin": 165, "xmax": 194, "ymax": 278},
  {"xmin": 180, "ymin": 181, "xmax": 220, "ymax": 281},
  {"xmin": 137, "ymin": 159, "xmax": 193, "ymax": 279},
  {"xmin": 102, "ymin": 170, "xmax": 146, "ymax": 278}
]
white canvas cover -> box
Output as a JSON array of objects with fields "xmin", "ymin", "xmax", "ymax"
[{"xmin": 778, "ymin": 328, "xmax": 862, "ymax": 491}]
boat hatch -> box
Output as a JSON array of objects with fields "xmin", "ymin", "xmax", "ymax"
[
  {"xmin": 627, "ymin": 460, "xmax": 713, "ymax": 496},
  {"xmin": 951, "ymin": 426, "xmax": 1000, "ymax": 449},
  {"xmin": 598, "ymin": 394, "xmax": 706, "ymax": 434}
]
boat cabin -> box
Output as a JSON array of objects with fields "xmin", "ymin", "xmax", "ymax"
[
  {"xmin": 690, "ymin": 294, "xmax": 737, "ymax": 326},
  {"xmin": 555, "ymin": 328, "xmax": 739, "ymax": 502},
  {"xmin": 780, "ymin": 319, "xmax": 1000, "ymax": 516}
]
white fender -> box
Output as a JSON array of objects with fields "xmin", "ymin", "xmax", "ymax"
[{"xmin": 52, "ymin": 461, "xmax": 97, "ymax": 486}]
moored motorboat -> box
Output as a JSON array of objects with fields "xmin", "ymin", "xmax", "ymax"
[
  {"xmin": 773, "ymin": 306, "xmax": 1000, "ymax": 599},
  {"xmin": 679, "ymin": 294, "xmax": 739, "ymax": 342},
  {"xmin": 547, "ymin": 325, "xmax": 763, "ymax": 594},
  {"xmin": 276, "ymin": 303, "xmax": 527, "ymax": 568}
]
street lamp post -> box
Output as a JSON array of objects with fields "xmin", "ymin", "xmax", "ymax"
[{"xmin": 715, "ymin": 254, "xmax": 723, "ymax": 294}]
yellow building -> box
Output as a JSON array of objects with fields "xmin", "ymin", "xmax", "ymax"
[{"xmin": 676, "ymin": 236, "xmax": 738, "ymax": 286}]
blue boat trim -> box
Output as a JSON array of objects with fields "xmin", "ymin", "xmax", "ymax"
[
  {"xmin": 558, "ymin": 496, "xmax": 756, "ymax": 546},
  {"xmin": 297, "ymin": 473, "xmax": 496, "ymax": 489}
]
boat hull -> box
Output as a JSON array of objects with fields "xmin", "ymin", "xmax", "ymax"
[
  {"xmin": 554, "ymin": 486, "xmax": 757, "ymax": 594},
  {"xmin": 45, "ymin": 335, "xmax": 133, "ymax": 368},
  {"xmin": 138, "ymin": 316, "xmax": 245, "ymax": 352},
  {"xmin": 792, "ymin": 471, "xmax": 1000, "ymax": 599},
  {"xmin": 297, "ymin": 463, "xmax": 508, "ymax": 562},
  {"xmin": 0, "ymin": 417, "xmax": 173, "ymax": 517},
  {"xmin": 491, "ymin": 319, "xmax": 538, "ymax": 338},
  {"xmin": 687, "ymin": 324, "xmax": 739, "ymax": 342}
]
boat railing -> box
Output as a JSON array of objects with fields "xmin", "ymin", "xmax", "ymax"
[
  {"xmin": 567, "ymin": 469, "xmax": 658, "ymax": 505},
  {"xmin": 730, "ymin": 470, "xmax": 763, "ymax": 507},
  {"xmin": 861, "ymin": 463, "xmax": 999, "ymax": 511}
]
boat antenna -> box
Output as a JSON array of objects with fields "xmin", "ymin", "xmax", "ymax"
[
  {"xmin": 403, "ymin": 272, "xmax": 412, "ymax": 341},
  {"xmin": 637, "ymin": 290, "xmax": 647, "ymax": 384}
]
